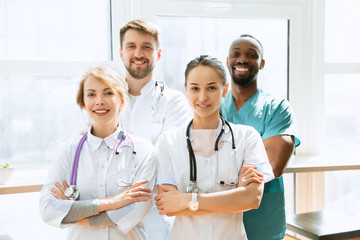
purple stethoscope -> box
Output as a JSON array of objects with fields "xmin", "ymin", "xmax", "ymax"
[{"xmin": 64, "ymin": 126, "xmax": 136, "ymax": 200}]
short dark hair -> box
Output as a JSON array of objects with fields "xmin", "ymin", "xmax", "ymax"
[
  {"xmin": 239, "ymin": 34, "xmax": 264, "ymax": 59},
  {"xmin": 184, "ymin": 55, "xmax": 227, "ymax": 85}
]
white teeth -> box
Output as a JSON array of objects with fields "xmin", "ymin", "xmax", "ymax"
[
  {"xmin": 235, "ymin": 67, "xmax": 249, "ymax": 72},
  {"xmin": 197, "ymin": 104, "xmax": 209, "ymax": 108},
  {"xmin": 95, "ymin": 110, "xmax": 107, "ymax": 113},
  {"xmin": 133, "ymin": 60, "xmax": 145, "ymax": 64}
]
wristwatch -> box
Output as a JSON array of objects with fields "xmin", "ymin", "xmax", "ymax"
[{"xmin": 188, "ymin": 192, "xmax": 199, "ymax": 212}]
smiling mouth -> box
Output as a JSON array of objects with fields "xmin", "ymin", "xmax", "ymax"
[
  {"xmin": 234, "ymin": 66, "xmax": 250, "ymax": 73},
  {"xmin": 131, "ymin": 59, "xmax": 147, "ymax": 65},
  {"xmin": 196, "ymin": 104, "xmax": 210, "ymax": 109},
  {"xmin": 93, "ymin": 110, "xmax": 110, "ymax": 115}
]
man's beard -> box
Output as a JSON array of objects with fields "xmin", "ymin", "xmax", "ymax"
[
  {"xmin": 125, "ymin": 60, "xmax": 155, "ymax": 79},
  {"xmin": 230, "ymin": 69, "xmax": 258, "ymax": 87},
  {"xmin": 229, "ymin": 64, "xmax": 258, "ymax": 87}
]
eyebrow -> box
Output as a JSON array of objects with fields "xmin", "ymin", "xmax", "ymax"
[
  {"xmin": 86, "ymin": 87, "xmax": 112, "ymax": 92},
  {"xmin": 232, "ymin": 47, "xmax": 259, "ymax": 53},
  {"xmin": 125, "ymin": 41, "xmax": 153, "ymax": 46},
  {"xmin": 188, "ymin": 82, "xmax": 218, "ymax": 85}
]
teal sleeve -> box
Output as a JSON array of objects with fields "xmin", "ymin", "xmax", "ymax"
[{"xmin": 262, "ymin": 99, "xmax": 300, "ymax": 147}]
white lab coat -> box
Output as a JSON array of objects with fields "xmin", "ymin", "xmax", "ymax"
[
  {"xmin": 120, "ymin": 79, "xmax": 192, "ymax": 143},
  {"xmin": 39, "ymin": 126, "xmax": 156, "ymax": 240},
  {"xmin": 156, "ymin": 122, "xmax": 274, "ymax": 240},
  {"xmin": 119, "ymin": 78, "xmax": 192, "ymax": 240}
]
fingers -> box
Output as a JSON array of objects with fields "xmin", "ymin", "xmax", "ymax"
[
  {"xmin": 54, "ymin": 182, "xmax": 66, "ymax": 193},
  {"xmin": 241, "ymin": 171, "xmax": 264, "ymax": 185},
  {"xmin": 129, "ymin": 186, "xmax": 151, "ymax": 195},
  {"xmin": 128, "ymin": 190, "xmax": 152, "ymax": 199},
  {"xmin": 130, "ymin": 180, "xmax": 149, "ymax": 189},
  {"xmin": 242, "ymin": 167, "xmax": 263, "ymax": 178},
  {"xmin": 240, "ymin": 165, "xmax": 256, "ymax": 175},
  {"xmin": 62, "ymin": 181, "xmax": 69, "ymax": 189},
  {"xmin": 51, "ymin": 188, "xmax": 63, "ymax": 199},
  {"xmin": 158, "ymin": 184, "xmax": 171, "ymax": 192}
]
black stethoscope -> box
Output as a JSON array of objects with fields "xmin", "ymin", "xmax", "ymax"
[
  {"xmin": 152, "ymin": 80, "xmax": 164, "ymax": 118},
  {"xmin": 64, "ymin": 126, "xmax": 136, "ymax": 200},
  {"xmin": 185, "ymin": 117, "xmax": 239, "ymax": 193}
]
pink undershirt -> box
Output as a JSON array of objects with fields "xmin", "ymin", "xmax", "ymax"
[{"xmin": 192, "ymin": 129, "xmax": 224, "ymax": 157}]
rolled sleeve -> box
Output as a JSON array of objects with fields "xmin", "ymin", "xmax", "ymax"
[{"xmin": 156, "ymin": 173, "xmax": 177, "ymax": 186}]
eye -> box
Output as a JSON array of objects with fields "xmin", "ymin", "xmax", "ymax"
[
  {"xmin": 127, "ymin": 45, "xmax": 135, "ymax": 49},
  {"xmin": 105, "ymin": 91, "xmax": 114, "ymax": 96},
  {"xmin": 248, "ymin": 53, "xmax": 258, "ymax": 58},
  {"xmin": 230, "ymin": 52, "xmax": 240, "ymax": 58},
  {"xmin": 209, "ymin": 86, "xmax": 217, "ymax": 90},
  {"xmin": 143, "ymin": 45, "xmax": 153, "ymax": 50},
  {"xmin": 190, "ymin": 86, "xmax": 199, "ymax": 91},
  {"xmin": 87, "ymin": 92, "xmax": 95, "ymax": 97}
]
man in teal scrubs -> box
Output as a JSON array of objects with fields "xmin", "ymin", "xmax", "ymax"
[{"xmin": 221, "ymin": 34, "xmax": 301, "ymax": 240}]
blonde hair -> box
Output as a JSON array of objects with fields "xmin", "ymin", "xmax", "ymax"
[{"xmin": 76, "ymin": 66, "xmax": 128, "ymax": 109}]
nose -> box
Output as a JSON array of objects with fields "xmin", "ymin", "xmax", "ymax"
[
  {"xmin": 95, "ymin": 95, "xmax": 105, "ymax": 105},
  {"xmin": 134, "ymin": 47, "xmax": 144, "ymax": 58},
  {"xmin": 198, "ymin": 89, "xmax": 208, "ymax": 101},
  {"xmin": 236, "ymin": 54, "xmax": 249, "ymax": 64}
]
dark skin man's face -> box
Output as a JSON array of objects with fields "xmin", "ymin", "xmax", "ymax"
[{"xmin": 226, "ymin": 37, "xmax": 265, "ymax": 87}]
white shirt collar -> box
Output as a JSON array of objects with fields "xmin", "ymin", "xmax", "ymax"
[
  {"xmin": 86, "ymin": 125, "xmax": 122, "ymax": 150},
  {"xmin": 140, "ymin": 78, "xmax": 155, "ymax": 96}
]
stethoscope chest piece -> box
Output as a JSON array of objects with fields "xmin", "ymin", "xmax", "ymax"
[
  {"xmin": 224, "ymin": 124, "xmax": 230, "ymax": 134},
  {"xmin": 186, "ymin": 181, "xmax": 199, "ymax": 193},
  {"xmin": 65, "ymin": 185, "xmax": 79, "ymax": 200}
]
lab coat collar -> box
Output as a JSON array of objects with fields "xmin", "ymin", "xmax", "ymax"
[
  {"xmin": 188, "ymin": 119, "xmax": 231, "ymax": 143},
  {"xmin": 86, "ymin": 125, "xmax": 122, "ymax": 150},
  {"xmin": 140, "ymin": 78, "xmax": 155, "ymax": 96}
]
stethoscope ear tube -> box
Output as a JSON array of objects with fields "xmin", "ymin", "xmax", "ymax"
[
  {"xmin": 71, "ymin": 132, "xmax": 88, "ymax": 186},
  {"xmin": 186, "ymin": 119, "xmax": 197, "ymax": 182},
  {"xmin": 186, "ymin": 117, "xmax": 237, "ymax": 192},
  {"xmin": 67, "ymin": 127, "xmax": 137, "ymax": 200}
]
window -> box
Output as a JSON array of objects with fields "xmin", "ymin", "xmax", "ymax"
[
  {"xmin": 156, "ymin": 16, "xmax": 289, "ymax": 100},
  {"xmin": 0, "ymin": 0, "xmax": 112, "ymax": 165},
  {"xmin": 0, "ymin": 0, "xmax": 111, "ymax": 61},
  {"xmin": 324, "ymin": 0, "xmax": 360, "ymax": 215}
]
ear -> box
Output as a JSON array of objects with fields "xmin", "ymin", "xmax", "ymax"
[
  {"xmin": 119, "ymin": 97, "xmax": 125, "ymax": 109},
  {"xmin": 157, "ymin": 48, "xmax": 162, "ymax": 61},
  {"xmin": 184, "ymin": 84, "xmax": 188, "ymax": 97},
  {"xmin": 222, "ymin": 82, "xmax": 229, "ymax": 98},
  {"xmin": 119, "ymin": 48, "xmax": 124, "ymax": 60},
  {"xmin": 260, "ymin": 59, "xmax": 265, "ymax": 69}
]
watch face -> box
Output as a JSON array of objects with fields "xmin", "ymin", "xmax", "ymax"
[{"xmin": 189, "ymin": 202, "xmax": 199, "ymax": 212}]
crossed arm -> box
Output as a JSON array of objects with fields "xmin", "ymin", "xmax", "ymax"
[
  {"xmin": 52, "ymin": 180, "xmax": 151, "ymax": 226},
  {"xmin": 155, "ymin": 166, "xmax": 264, "ymax": 216}
]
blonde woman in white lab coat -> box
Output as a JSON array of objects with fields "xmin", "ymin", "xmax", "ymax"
[
  {"xmin": 39, "ymin": 66, "xmax": 156, "ymax": 240},
  {"xmin": 155, "ymin": 55, "xmax": 274, "ymax": 240}
]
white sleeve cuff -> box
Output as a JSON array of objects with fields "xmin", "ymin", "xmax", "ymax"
[{"xmin": 156, "ymin": 173, "xmax": 177, "ymax": 186}]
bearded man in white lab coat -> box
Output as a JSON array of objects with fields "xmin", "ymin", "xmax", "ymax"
[
  {"xmin": 119, "ymin": 19, "xmax": 191, "ymax": 144},
  {"xmin": 118, "ymin": 19, "xmax": 192, "ymax": 240}
]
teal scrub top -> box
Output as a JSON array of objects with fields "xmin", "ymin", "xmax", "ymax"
[{"xmin": 221, "ymin": 89, "xmax": 300, "ymax": 240}]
